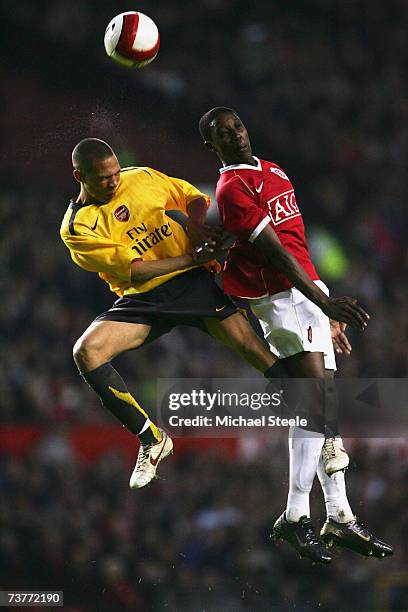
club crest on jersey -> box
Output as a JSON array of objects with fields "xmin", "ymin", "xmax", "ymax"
[
  {"xmin": 113, "ymin": 205, "xmax": 130, "ymax": 222},
  {"xmin": 270, "ymin": 167, "xmax": 290, "ymax": 181}
]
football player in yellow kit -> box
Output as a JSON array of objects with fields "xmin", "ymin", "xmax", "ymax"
[{"xmin": 61, "ymin": 138, "xmax": 278, "ymax": 489}]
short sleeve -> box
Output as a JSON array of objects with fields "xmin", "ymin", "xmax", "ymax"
[
  {"xmin": 146, "ymin": 168, "xmax": 210, "ymax": 214},
  {"xmin": 61, "ymin": 228, "xmax": 137, "ymax": 282},
  {"xmin": 217, "ymin": 179, "xmax": 270, "ymax": 242}
]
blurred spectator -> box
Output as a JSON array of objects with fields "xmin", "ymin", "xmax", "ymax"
[{"xmin": 0, "ymin": 442, "xmax": 407, "ymax": 610}]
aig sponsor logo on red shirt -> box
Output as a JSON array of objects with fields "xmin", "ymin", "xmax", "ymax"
[
  {"xmin": 113, "ymin": 205, "xmax": 130, "ymax": 222},
  {"xmin": 267, "ymin": 189, "xmax": 301, "ymax": 226}
]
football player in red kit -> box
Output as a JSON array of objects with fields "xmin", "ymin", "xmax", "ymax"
[{"xmin": 199, "ymin": 107, "xmax": 392, "ymax": 563}]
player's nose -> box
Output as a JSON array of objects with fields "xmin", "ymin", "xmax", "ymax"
[{"xmin": 109, "ymin": 177, "xmax": 120, "ymax": 189}]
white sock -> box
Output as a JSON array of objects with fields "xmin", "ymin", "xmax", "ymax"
[
  {"xmin": 317, "ymin": 440, "xmax": 354, "ymax": 523},
  {"xmin": 286, "ymin": 426, "xmax": 325, "ymax": 522}
]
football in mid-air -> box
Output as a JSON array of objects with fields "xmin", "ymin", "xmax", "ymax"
[{"xmin": 104, "ymin": 11, "xmax": 160, "ymax": 69}]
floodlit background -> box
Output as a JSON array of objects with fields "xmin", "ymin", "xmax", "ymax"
[{"xmin": 1, "ymin": 1, "xmax": 407, "ymax": 610}]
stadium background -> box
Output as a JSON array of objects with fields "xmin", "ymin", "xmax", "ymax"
[{"xmin": 1, "ymin": 1, "xmax": 407, "ymax": 610}]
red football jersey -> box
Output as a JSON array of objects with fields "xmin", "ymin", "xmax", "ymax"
[{"xmin": 216, "ymin": 157, "xmax": 319, "ymax": 298}]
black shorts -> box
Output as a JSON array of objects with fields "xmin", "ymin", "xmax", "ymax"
[{"xmin": 94, "ymin": 268, "xmax": 238, "ymax": 343}]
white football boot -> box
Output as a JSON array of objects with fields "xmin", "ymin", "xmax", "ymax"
[
  {"xmin": 321, "ymin": 437, "xmax": 349, "ymax": 476},
  {"xmin": 129, "ymin": 430, "xmax": 173, "ymax": 489}
]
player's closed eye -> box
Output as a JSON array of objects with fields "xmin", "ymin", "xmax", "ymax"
[{"xmin": 99, "ymin": 172, "xmax": 120, "ymax": 181}]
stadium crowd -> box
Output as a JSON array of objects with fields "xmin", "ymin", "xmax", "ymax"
[
  {"xmin": 1, "ymin": 0, "xmax": 407, "ymax": 609},
  {"xmin": 1, "ymin": 440, "xmax": 408, "ymax": 611}
]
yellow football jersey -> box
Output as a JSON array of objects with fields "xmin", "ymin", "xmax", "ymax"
[{"xmin": 60, "ymin": 167, "xmax": 215, "ymax": 296}]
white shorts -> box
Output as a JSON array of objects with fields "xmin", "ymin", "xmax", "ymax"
[{"xmin": 250, "ymin": 280, "xmax": 336, "ymax": 371}]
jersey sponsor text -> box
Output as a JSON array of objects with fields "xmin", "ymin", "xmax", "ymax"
[{"xmin": 267, "ymin": 189, "xmax": 301, "ymax": 226}]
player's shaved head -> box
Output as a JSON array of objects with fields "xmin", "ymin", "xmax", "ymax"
[
  {"xmin": 198, "ymin": 107, "xmax": 239, "ymax": 142},
  {"xmin": 72, "ymin": 138, "xmax": 115, "ymax": 172}
]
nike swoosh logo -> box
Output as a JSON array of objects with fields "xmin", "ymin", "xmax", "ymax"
[
  {"xmin": 331, "ymin": 525, "xmax": 370, "ymax": 542},
  {"xmin": 215, "ymin": 305, "xmax": 227, "ymax": 312},
  {"xmin": 255, "ymin": 182, "xmax": 263, "ymax": 193},
  {"xmin": 91, "ymin": 215, "xmax": 99, "ymax": 231},
  {"xmin": 150, "ymin": 433, "xmax": 167, "ymax": 466}
]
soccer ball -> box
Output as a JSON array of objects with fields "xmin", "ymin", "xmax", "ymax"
[{"xmin": 104, "ymin": 11, "xmax": 160, "ymax": 69}]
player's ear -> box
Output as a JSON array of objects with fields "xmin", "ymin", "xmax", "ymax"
[{"xmin": 73, "ymin": 169, "xmax": 83, "ymax": 183}]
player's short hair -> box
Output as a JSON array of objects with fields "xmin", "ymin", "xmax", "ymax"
[
  {"xmin": 198, "ymin": 107, "xmax": 239, "ymax": 142},
  {"xmin": 72, "ymin": 138, "xmax": 115, "ymax": 171}
]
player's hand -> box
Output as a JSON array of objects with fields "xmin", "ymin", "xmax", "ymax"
[
  {"xmin": 186, "ymin": 220, "xmax": 224, "ymax": 248},
  {"xmin": 330, "ymin": 320, "xmax": 352, "ymax": 355},
  {"xmin": 190, "ymin": 240, "xmax": 217, "ymax": 264},
  {"xmin": 322, "ymin": 297, "xmax": 369, "ymax": 330},
  {"xmin": 191, "ymin": 231, "xmax": 232, "ymax": 264}
]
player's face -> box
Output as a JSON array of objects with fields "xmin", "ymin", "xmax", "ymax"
[
  {"xmin": 80, "ymin": 156, "xmax": 121, "ymax": 204},
  {"xmin": 209, "ymin": 113, "xmax": 253, "ymax": 164}
]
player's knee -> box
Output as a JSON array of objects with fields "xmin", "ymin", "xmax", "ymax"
[
  {"xmin": 73, "ymin": 332, "xmax": 104, "ymax": 370},
  {"xmin": 72, "ymin": 335, "xmax": 87, "ymax": 369}
]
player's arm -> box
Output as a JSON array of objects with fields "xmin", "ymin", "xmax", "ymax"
[
  {"xmin": 165, "ymin": 198, "xmax": 206, "ymax": 231},
  {"xmin": 131, "ymin": 255, "xmax": 193, "ymax": 283},
  {"xmin": 254, "ymin": 225, "xmax": 369, "ymax": 329},
  {"xmin": 218, "ymin": 180, "xmax": 369, "ymax": 330},
  {"xmin": 167, "ymin": 197, "xmax": 224, "ymax": 249},
  {"xmin": 130, "ymin": 242, "xmax": 220, "ymax": 283},
  {"xmin": 150, "ymin": 168, "xmax": 224, "ymax": 247},
  {"xmin": 62, "ymin": 221, "xmax": 220, "ymax": 284},
  {"xmin": 61, "ymin": 227, "xmax": 137, "ymax": 281},
  {"xmin": 186, "ymin": 198, "xmax": 224, "ymax": 246}
]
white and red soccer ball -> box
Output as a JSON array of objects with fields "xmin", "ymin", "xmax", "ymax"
[{"xmin": 104, "ymin": 11, "xmax": 160, "ymax": 69}]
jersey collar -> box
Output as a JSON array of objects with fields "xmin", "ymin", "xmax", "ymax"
[{"xmin": 219, "ymin": 156, "xmax": 262, "ymax": 174}]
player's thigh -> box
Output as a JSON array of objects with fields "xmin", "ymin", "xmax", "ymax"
[
  {"xmin": 204, "ymin": 312, "xmax": 277, "ymax": 369},
  {"xmin": 74, "ymin": 320, "xmax": 152, "ymax": 365},
  {"xmin": 252, "ymin": 286, "xmax": 336, "ymax": 372},
  {"xmin": 282, "ymin": 350, "xmax": 326, "ymax": 378},
  {"xmin": 206, "ymin": 311, "xmax": 259, "ymax": 349}
]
